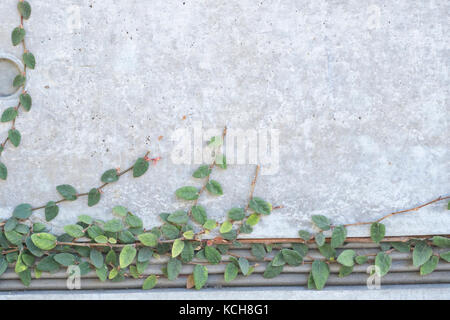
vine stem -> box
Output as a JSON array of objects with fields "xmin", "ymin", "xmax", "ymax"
[
  {"xmin": 0, "ymin": 151, "xmax": 156, "ymax": 226},
  {"xmin": 0, "ymin": 4, "xmax": 28, "ymax": 156},
  {"xmin": 188, "ymin": 126, "xmax": 227, "ymax": 216},
  {"xmin": 342, "ymin": 195, "xmax": 450, "ymax": 228},
  {"xmin": 29, "ymin": 151, "xmax": 152, "ymax": 211},
  {"xmin": 244, "ymin": 165, "xmax": 260, "ymax": 212}
]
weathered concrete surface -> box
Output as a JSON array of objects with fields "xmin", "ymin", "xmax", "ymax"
[
  {"xmin": 0, "ymin": 1, "xmax": 449, "ymax": 238},
  {"xmin": 1, "ymin": 285, "xmax": 449, "ymax": 300}
]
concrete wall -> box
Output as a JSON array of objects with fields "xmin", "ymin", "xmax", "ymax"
[{"xmin": 0, "ymin": 0, "xmax": 448, "ymax": 237}]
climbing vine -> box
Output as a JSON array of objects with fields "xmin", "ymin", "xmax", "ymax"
[
  {"xmin": 0, "ymin": 1, "xmax": 449, "ymax": 291},
  {"xmin": 0, "ymin": 0, "xmax": 34, "ymax": 180},
  {"xmin": 0, "ymin": 127, "xmax": 449, "ymax": 289}
]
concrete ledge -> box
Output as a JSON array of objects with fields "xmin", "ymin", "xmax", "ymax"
[{"xmin": 1, "ymin": 284, "xmax": 449, "ymax": 300}]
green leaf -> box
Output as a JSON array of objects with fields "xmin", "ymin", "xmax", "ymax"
[
  {"xmin": 191, "ymin": 205, "xmax": 207, "ymax": 224},
  {"xmin": 20, "ymin": 93, "xmax": 32, "ymax": 111},
  {"xmin": 221, "ymin": 229, "xmax": 237, "ymax": 241},
  {"xmin": 105, "ymin": 250, "xmax": 117, "ymax": 266},
  {"xmin": 22, "ymin": 254, "xmax": 35, "ymax": 268},
  {"xmin": 311, "ymin": 260, "xmax": 330, "ymax": 290},
  {"xmin": 440, "ymin": 251, "xmax": 450, "ymax": 262},
  {"xmin": 125, "ymin": 213, "xmax": 143, "ymax": 228},
  {"xmin": 64, "ymin": 224, "xmax": 84, "ymax": 238},
  {"xmin": 432, "ymin": 236, "xmax": 450, "ymax": 248},
  {"xmin": 138, "ymin": 232, "xmax": 158, "ymax": 247},
  {"xmin": 249, "ymin": 197, "xmax": 272, "ymax": 215},
  {"xmin": 112, "ymin": 205, "xmax": 128, "ymax": 217},
  {"xmin": 176, "ymin": 186, "xmax": 199, "ymax": 200},
  {"xmin": 101, "ymin": 169, "xmax": 119, "ymax": 183},
  {"xmin": 315, "ymin": 232, "xmax": 325, "ymax": 247},
  {"xmin": 203, "ymin": 219, "xmax": 217, "ymax": 231},
  {"xmin": 413, "ymin": 241, "xmax": 433, "ymax": 267},
  {"xmin": 220, "ymin": 221, "xmax": 233, "ymax": 234},
  {"xmin": 172, "ymin": 239, "xmax": 185, "ymax": 258},
  {"xmin": 263, "ymin": 261, "xmax": 284, "ymax": 279},
  {"xmin": 311, "ymin": 215, "xmax": 331, "ymax": 231},
  {"xmin": 205, "ymin": 246, "xmax": 221, "ymax": 264},
  {"xmin": 18, "ymin": 1, "xmax": 32, "ymax": 19},
  {"xmin": 56, "ymin": 184, "xmax": 78, "ymax": 201},
  {"xmin": 133, "ymin": 157, "xmax": 149, "ymax": 177},
  {"xmin": 33, "ymin": 222, "xmax": 46, "ymax": 233},
  {"xmin": 162, "ymin": 223, "xmax": 180, "ymax": 239},
  {"xmin": 4, "ymin": 218, "xmax": 18, "ymax": 232},
  {"xmin": 307, "ymin": 272, "xmax": 316, "ymax": 289},
  {"xmin": 233, "ymin": 257, "xmax": 248, "ymax": 276},
  {"xmin": 183, "ymin": 230, "xmax": 194, "ymax": 240},
  {"xmin": 5, "ymin": 230, "xmax": 22, "ymax": 245},
  {"xmin": 15, "ymin": 223, "xmax": 29, "ymax": 234},
  {"xmin": 12, "ymin": 203, "xmax": 32, "ymax": 219},
  {"xmin": 36, "ymin": 256, "xmax": 59, "ymax": 273},
  {"xmin": 96, "ymin": 265, "xmax": 108, "ymax": 282},
  {"xmin": 390, "ymin": 242, "xmax": 411, "ymax": 253},
  {"xmin": 206, "ymin": 180, "xmax": 223, "ymax": 195},
  {"xmin": 251, "ymin": 244, "xmax": 266, "ymax": 260},
  {"xmin": 180, "ymin": 241, "xmax": 194, "ymax": 263},
  {"xmin": 15, "ymin": 254, "xmax": 28, "ymax": 273},
  {"xmin": 292, "ymin": 243, "xmax": 308, "ymax": 257},
  {"xmin": 420, "ymin": 256, "xmax": 439, "ymax": 275},
  {"xmin": 31, "ymin": 233, "xmax": 57, "ymax": 251},
  {"xmin": 0, "ymin": 257, "xmax": 8, "ymax": 277},
  {"xmin": 19, "ymin": 269, "xmax": 31, "ymax": 287},
  {"xmin": 23, "ymin": 52, "xmax": 35, "ymax": 69},
  {"xmin": 339, "ymin": 265, "xmax": 354, "ymax": 278},
  {"xmin": 215, "ymin": 154, "xmax": 227, "ymax": 169},
  {"xmin": 193, "ymin": 264, "xmax": 208, "ymax": 289},
  {"xmin": 0, "ymin": 162, "xmax": 7, "ymax": 180},
  {"xmin": 330, "ymin": 225, "xmax": 347, "ymax": 248},
  {"xmin": 318, "ymin": 244, "xmax": 336, "ymax": 260},
  {"xmin": 375, "ymin": 252, "xmax": 392, "ymax": 276},
  {"xmin": 298, "ymin": 230, "xmax": 311, "ymax": 241},
  {"xmin": 272, "ymin": 251, "xmax": 285, "ymax": 267},
  {"xmin": 13, "ymin": 74, "xmax": 26, "ymax": 87},
  {"xmin": 281, "ymin": 249, "xmax": 303, "ymax": 266},
  {"xmin": 103, "ymin": 219, "xmax": 123, "ymax": 233},
  {"xmin": 355, "ymin": 255, "xmax": 368, "ymax": 265},
  {"xmin": 1, "ymin": 107, "xmax": 18, "ymax": 122},
  {"xmin": 370, "ymin": 223, "xmax": 386, "ymax": 244},
  {"xmin": 54, "ymin": 253, "xmax": 76, "ymax": 266},
  {"xmin": 167, "ymin": 210, "xmax": 189, "ymax": 225},
  {"xmin": 119, "ymin": 245, "xmax": 137, "ymax": 268},
  {"xmin": 87, "ymin": 188, "xmax": 101, "ymax": 207},
  {"xmin": 224, "ymin": 263, "xmax": 239, "ymax": 282},
  {"xmin": 138, "ymin": 247, "xmax": 153, "ymax": 262},
  {"xmin": 167, "ymin": 258, "xmax": 182, "ymax": 280},
  {"xmin": 193, "ymin": 165, "xmax": 211, "ymax": 178},
  {"xmin": 227, "ymin": 208, "xmax": 245, "ymax": 221},
  {"xmin": 337, "ymin": 250, "xmax": 356, "ymax": 267},
  {"xmin": 90, "ymin": 249, "xmax": 104, "ymax": 269},
  {"xmin": 44, "ymin": 201, "xmax": 59, "ymax": 221},
  {"xmin": 8, "ymin": 129, "xmax": 21, "ymax": 147},
  {"xmin": 12, "ymin": 27, "xmax": 25, "ymax": 46},
  {"xmin": 94, "ymin": 235, "xmax": 108, "ymax": 244},
  {"xmin": 239, "ymin": 223, "xmax": 253, "ymax": 234},
  {"xmin": 143, "ymin": 275, "xmax": 157, "ymax": 290},
  {"xmin": 25, "ymin": 237, "xmax": 43, "ymax": 257},
  {"xmin": 246, "ymin": 213, "xmax": 260, "ymax": 226}
]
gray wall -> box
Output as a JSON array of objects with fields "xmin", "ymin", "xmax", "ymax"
[{"xmin": 0, "ymin": 0, "xmax": 448, "ymax": 237}]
